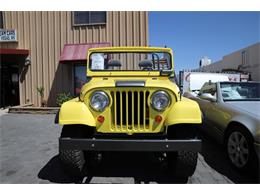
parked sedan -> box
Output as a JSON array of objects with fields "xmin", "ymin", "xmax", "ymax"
[{"xmin": 192, "ymin": 81, "xmax": 260, "ymax": 171}]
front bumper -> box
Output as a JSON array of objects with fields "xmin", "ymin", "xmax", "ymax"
[
  {"xmin": 59, "ymin": 138, "xmax": 201, "ymax": 152},
  {"xmin": 254, "ymin": 142, "xmax": 260, "ymax": 162}
]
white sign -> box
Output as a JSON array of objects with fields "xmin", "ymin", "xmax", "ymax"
[
  {"xmin": 226, "ymin": 74, "xmax": 241, "ymax": 82},
  {"xmin": 0, "ymin": 29, "xmax": 17, "ymax": 42},
  {"xmin": 189, "ymin": 73, "xmax": 229, "ymax": 91},
  {"xmin": 91, "ymin": 53, "xmax": 104, "ymax": 70}
]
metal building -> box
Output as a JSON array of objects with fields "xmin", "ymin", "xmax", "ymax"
[
  {"xmin": 0, "ymin": 11, "xmax": 149, "ymax": 107},
  {"xmin": 196, "ymin": 43, "xmax": 260, "ymax": 81}
]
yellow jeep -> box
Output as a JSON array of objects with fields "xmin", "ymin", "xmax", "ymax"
[{"xmin": 57, "ymin": 47, "xmax": 202, "ymax": 178}]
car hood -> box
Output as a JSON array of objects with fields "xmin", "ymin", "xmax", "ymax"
[
  {"xmin": 227, "ymin": 101, "xmax": 260, "ymax": 119},
  {"xmin": 80, "ymin": 76, "xmax": 180, "ymax": 100}
]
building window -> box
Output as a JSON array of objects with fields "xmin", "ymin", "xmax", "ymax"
[
  {"xmin": 74, "ymin": 65, "xmax": 87, "ymax": 95},
  {"xmin": 73, "ymin": 11, "xmax": 106, "ymax": 26},
  {"xmin": 0, "ymin": 12, "xmax": 3, "ymax": 28}
]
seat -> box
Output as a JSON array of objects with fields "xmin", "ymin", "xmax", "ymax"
[
  {"xmin": 107, "ymin": 59, "xmax": 122, "ymax": 67},
  {"xmin": 139, "ymin": 60, "xmax": 153, "ymax": 70}
]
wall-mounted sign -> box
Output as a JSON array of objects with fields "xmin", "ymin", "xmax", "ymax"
[{"xmin": 0, "ymin": 29, "xmax": 17, "ymax": 42}]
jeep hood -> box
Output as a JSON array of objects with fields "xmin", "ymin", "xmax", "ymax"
[{"xmin": 80, "ymin": 77, "xmax": 180, "ymax": 98}]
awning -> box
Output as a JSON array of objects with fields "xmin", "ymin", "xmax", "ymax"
[
  {"xmin": 59, "ymin": 42, "xmax": 110, "ymax": 62},
  {"xmin": 0, "ymin": 48, "xmax": 29, "ymax": 55}
]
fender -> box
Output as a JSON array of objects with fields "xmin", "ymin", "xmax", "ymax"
[
  {"xmin": 165, "ymin": 98, "xmax": 202, "ymax": 125},
  {"xmin": 228, "ymin": 115, "xmax": 260, "ymax": 143},
  {"xmin": 58, "ymin": 98, "xmax": 96, "ymax": 126}
]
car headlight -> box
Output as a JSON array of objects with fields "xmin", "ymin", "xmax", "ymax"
[
  {"xmin": 90, "ymin": 91, "xmax": 109, "ymax": 112},
  {"xmin": 151, "ymin": 91, "xmax": 170, "ymax": 111}
]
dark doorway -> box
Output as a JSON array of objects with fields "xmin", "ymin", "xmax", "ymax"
[
  {"xmin": 0, "ymin": 53, "xmax": 27, "ymax": 108},
  {"xmin": 1, "ymin": 63, "xmax": 19, "ymax": 107}
]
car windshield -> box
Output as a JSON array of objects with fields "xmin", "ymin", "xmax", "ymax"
[
  {"xmin": 89, "ymin": 52, "xmax": 171, "ymax": 71},
  {"xmin": 220, "ymin": 82, "xmax": 260, "ymax": 101}
]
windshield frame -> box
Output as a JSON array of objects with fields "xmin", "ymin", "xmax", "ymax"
[
  {"xmin": 220, "ymin": 82, "xmax": 260, "ymax": 102},
  {"xmin": 86, "ymin": 48, "xmax": 174, "ymax": 77}
]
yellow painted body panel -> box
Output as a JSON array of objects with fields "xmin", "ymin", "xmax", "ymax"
[
  {"xmin": 79, "ymin": 76, "xmax": 180, "ymax": 101},
  {"xmin": 81, "ymin": 87, "xmax": 177, "ymax": 134},
  {"xmin": 59, "ymin": 97, "xmax": 96, "ymax": 126},
  {"xmin": 165, "ymin": 97, "xmax": 202, "ymax": 125},
  {"xmin": 58, "ymin": 47, "xmax": 202, "ymax": 134}
]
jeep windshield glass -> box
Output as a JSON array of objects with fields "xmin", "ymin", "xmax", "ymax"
[
  {"xmin": 89, "ymin": 52, "xmax": 171, "ymax": 71},
  {"xmin": 220, "ymin": 82, "xmax": 260, "ymax": 101}
]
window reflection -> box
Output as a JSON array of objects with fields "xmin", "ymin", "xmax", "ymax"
[{"xmin": 74, "ymin": 65, "xmax": 87, "ymax": 95}]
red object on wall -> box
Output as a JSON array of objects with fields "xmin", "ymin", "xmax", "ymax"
[
  {"xmin": 59, "ymin": 42, "xmax": 110, "ymax": 62},
  {"xmin": 0, "ymin": 48, "xmax": 29, "ymax": 55}
]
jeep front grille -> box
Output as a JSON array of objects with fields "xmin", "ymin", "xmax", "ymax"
[{"xmin": 111, "ymin": 90, "xmax": 150, "ymax": 132}]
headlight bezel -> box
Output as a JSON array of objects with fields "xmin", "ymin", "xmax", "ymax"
[
  {"xmin": 151, "ymin": 90, "xmax": 171, "ymax": 111},
  {"xmin": 89, "ymin": 91, "xmax": 110, "ymax": 112}
]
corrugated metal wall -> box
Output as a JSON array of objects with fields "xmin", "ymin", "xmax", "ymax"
[{"xmin": 0, "ymin": 11, "xmax": 148, "ymax": 106}]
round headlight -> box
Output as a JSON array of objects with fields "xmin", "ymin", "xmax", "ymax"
[
  {"xmin": 90, "ymin": 91, "xmax": 109, "ymax": 112},
  {"xmin": 151, "ymin": 91, "xmax": 170, "ymax": 111}
]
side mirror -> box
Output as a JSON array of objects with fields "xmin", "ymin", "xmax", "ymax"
[
  {"xmin": 160, "ymin": 69, "xmax": 172, "ymax": 76},
  {"xmin": 200, "ymin": 93, "xmax": 216, "ymax": 102}
]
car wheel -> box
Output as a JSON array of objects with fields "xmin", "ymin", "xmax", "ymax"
[
  {"xmin": 167, "ymin": 151, "xmax": 198, "ymax": 178},
  {"xmin": 59, "ymin": 125, "xmax": 86, "ymax": 177},
  {"xmin": 226, "ymin": 126, "xmax": 257, "ymax": 171}
]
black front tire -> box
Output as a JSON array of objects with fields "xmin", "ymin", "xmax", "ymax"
[
  {"xmin": 59, "ymin": 126, "xmax": 86, "ymax": 177},
  {"xmin": 168, "ymin": 151, "xmax": 198, "ymax": 178},
  {"xmin": 59, "ymin": 148, "xmax": 85, "ymax": 177}
]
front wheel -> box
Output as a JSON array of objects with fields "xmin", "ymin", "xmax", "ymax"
[
  {"xmin": 59, "ymin": 126, "xmax": 86, "ymax": 177},
  {"xmin": 167, "ymin": 151, "xmax": 198, "ymax": 178},
  {"xmin": 59, "ymin": 148, "xmax": 86, "ymax": 177},
  {"xmin": 225, "ymin": 126, "xmax": 257, "ymax": 171}
]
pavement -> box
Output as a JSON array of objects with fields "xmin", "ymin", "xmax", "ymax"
[{"xmin": 0, "ymin": 112, "xmax": 259, "ymax": 184}]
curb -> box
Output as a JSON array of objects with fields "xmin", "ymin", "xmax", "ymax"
[{"xmin": 8, "ymin": 106, "xmax": 59, "ymax": 114}]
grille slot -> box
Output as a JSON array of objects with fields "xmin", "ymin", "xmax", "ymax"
[{"xmin": 111, "ymin": 90, "xmax": 150, "ymax": 131}]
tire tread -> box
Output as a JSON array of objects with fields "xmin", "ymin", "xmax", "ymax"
[
  {"xmin": 168, "ymin": 151, "xmax": 198, "ymax": 178},
  {"xmin": 59, "ymin": 126, "xmax": 86, "ymax": 177}
]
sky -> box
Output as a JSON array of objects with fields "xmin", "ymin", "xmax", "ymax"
[{"xmin": 149, "ymin": 12, "xmax": 260, "ymax": 73}]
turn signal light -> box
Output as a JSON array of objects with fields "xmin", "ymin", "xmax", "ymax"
[
  {"xmin": 155, "ymin": 115, "xmax": 162, "ymax": 123},
  {"xmin": 97, "ymin": 115, "xmax": 105, "ymax": 123}
]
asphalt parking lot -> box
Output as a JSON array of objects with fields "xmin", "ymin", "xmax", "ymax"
[{"xmin": 0, "ymin": 111, "xmax": 259, "ymax": 184}]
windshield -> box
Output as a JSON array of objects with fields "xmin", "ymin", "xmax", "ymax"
[
  {"xmin": 89, "ymin": 52, "xmax": 171, "ymax": 71},
  {"xmin": 220, "ymin": 82, "xmax": 260, "ymax": 101}
]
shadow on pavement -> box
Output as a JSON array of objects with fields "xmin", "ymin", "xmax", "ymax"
[
  {"xmin": 38, "ymin": 131, "xmax": 259, "ymax": 184},
  {"xmin": 38, "ymin": 152, "xmax": 189, "ymax": 184},
  {"xmin": 38, "ymin": 155, "xmax": 81, "ymax": 183},
  {"xmin": 199, "ymin": 131, "xmax": 259, "ymax": 184}
]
